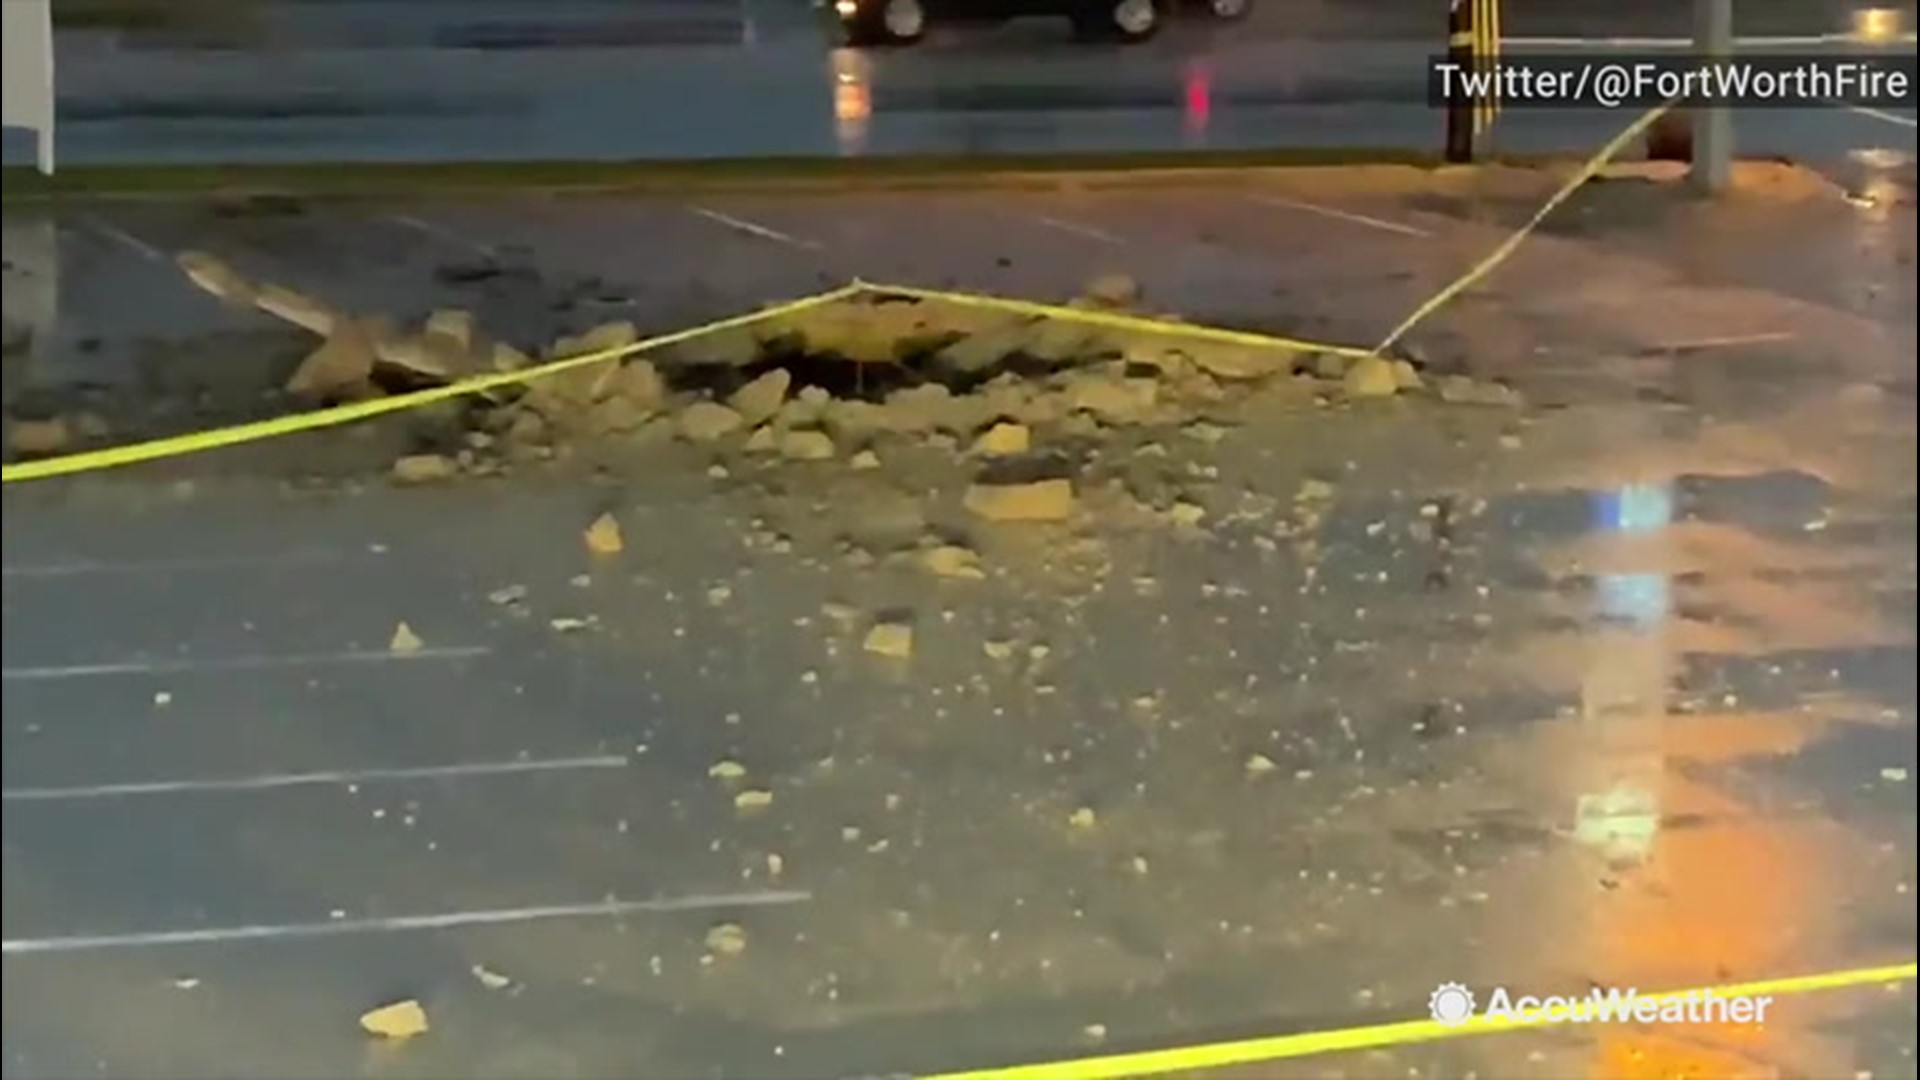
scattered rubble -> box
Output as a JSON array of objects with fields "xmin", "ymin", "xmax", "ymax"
[
  {"xmin": 863, "ymin": 618, "xmax": 916, "ymax": 659},
  {"xmin": 388, "ymin": 622, "xmax": 424, "ymax": 654},
  {"xmin": 583, "ymin": 512, "xmax": 625, "ymax": 556},
  {"xmin": 134, "ymin": 261, "xmax": 1534, "ymax": 586},
  {"xmin": 359, "ymin": 999, "xmax": 429, "ymax": 1040},
  {"xmin": 8, "ymin": 416, "xmax": 71, "ymax": 456},
  {"xmin": 966, "ymin": 479, "xmax": 1076, "ymax": 523},
  {"xmin": 679, "ymin": 402, "xmax": 745, "ymax": 442},
  {"xmin": 1342, "ymin": 356, "xmax": 1401, "ymax": 399},
  {"xmin": 391, "ymin": 453, "xmax": 459, "ymax": 485},
  {"xmin": 705, "ymin": 923, "xmax": 749, "ymax": 957},
  {"xmin": 922, "ymin": 545, "xmax": 986, "ymax": 580},
  {"xmin": 971, "ymin": 421, "xmax": 1031, "ymax": 457}
]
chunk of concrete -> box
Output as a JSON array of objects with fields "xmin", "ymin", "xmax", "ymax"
[
  {"xmin": 253, "ymin": 284, "xmax": 339, "ymax": 337},
  {"xmin": 965, "ymin": 479, "xmax": 1076, "ymax": 523},
  {"xmin": 174, "ymin": 251, "xmax": 257, "ymax": 308},
  {"xmin": 730, "ymin": 369, "xmax": 792, "ymax": 427},
  {"xmin": 679, "ymin": 401, "xmax": 745, "ymax": 442},
  {"xmin": 285, "ymin": 318, "xmax": 377, "ymax": 400},
  {"xmin": 1342, "ymin": 356, "xmax": 1400, "ymax": 399}
]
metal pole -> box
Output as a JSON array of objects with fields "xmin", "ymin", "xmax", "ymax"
[
  {"xmin": 1445, "ymin": 0, "xmax": 1475, "ymax": 163},
  {"xmin": 1691, "ymin": 0, "xmax": 1733, "ymax": 194}
]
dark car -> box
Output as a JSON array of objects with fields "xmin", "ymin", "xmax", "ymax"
[{"xmin": 826, "ymin": 0, "xmax": 1250, "ymax": 45}]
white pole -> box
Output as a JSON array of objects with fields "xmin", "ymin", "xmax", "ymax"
[
  {"xmin": 1692, "ymin": 0, "xmax": 1733, "ymax": 194},
  {"xmin": 1, "ymin": 0, "xmax": 56, "ymax": 173}
]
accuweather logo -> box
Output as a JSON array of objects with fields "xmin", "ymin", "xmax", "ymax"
[
  {"xmin": 1427, "ymin": 983, "xmax": 1775, "ymax": 1027},
  {"xmin": 1429, "ymin": 983, "xmax": 1478, "ymax": 1026}
]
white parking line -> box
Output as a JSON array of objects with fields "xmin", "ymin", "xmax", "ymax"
[
  {"xmin": 3, "ymin": 548, "xmax": 377, "ymax": 580},
  {"xmin": 1, "ymin": 891, "xmax": 814, "ymax": 955},
  {"xmin": 80, "ymin": 216, "xmax": 164, "ymax": 263},
  {"xmin": 1247, "ymin": 194, "xmax": 1432, "ymax": 239},
  {"xmin": 3, "ymin": 646, "xmax": 491, "ymax": 683},
  {"xmin": 386, "ymin": 213, "xmax": 498, "ymax": 258},
  {"xmin": 687, "ymin": 206, "xmax": 822, "ymax": 250},
  {"xmin": 2, "ymin": 755, "xmax": 629, "ymax": 803},
  {"xmin": 1844, "ymin": 103, "xmax": 1919, "ymax": 129},
  {"xmin": 1654, "ymin": 331, "xmax": 1797, "ymax": 352},
  {"xmin": 1026, "ymin": 213, "xmax": 1127, "ymax": 246}
]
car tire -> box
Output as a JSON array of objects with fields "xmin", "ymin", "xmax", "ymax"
[{"xmin": 1074, "ymin": 0, "xmax": 1161, "ymax": 41}]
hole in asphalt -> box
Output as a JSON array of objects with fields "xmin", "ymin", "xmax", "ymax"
[{"xmin": 659, "ymin": 346, "xmax": 1088, "ymax": 404}]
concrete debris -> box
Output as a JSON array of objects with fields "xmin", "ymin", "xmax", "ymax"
[
  {"xmin": 1342, "ymin": 355, "xmax": 1401, "ymax": 399},
  {"xmin": 972, "ymin": 422, "xmax": 1032, "ymax": 457},
  {"xmin": 175, "ymin": 251, "xmax": 258, "ymax": 309},
  {"xmin": 1081, "ymin": 273, "xmax": 1142, "ymax": 308},
  {"xmin": 1391, "ymin": 359, "xmax": 1424, "ymax": 391},
  {"xmin": 424, "ymin": 309, "xmax": 475, "ymax": 351},
  {"xmin": 734, "ymin": 788, "xmax": 774, "ymax": 810},
  {"xmin": 376, "ymin": 328, "xmax": 476, "ymax": 384},
  {"xmin": 254, "ymin": 284, "xmax": 340, "ymax": 338},
  {"xmin": 8, "ymin": 416, "xmax": 71, "ymax": 456},
  {"xmin": 744, "ymin": 426, "xmax": 780, "ymax": 454},
  {"xmin": 679, "ymin": 401, "xmax": 746, "ymax": 442},
  {"xmin": 1186, "ymin": 345, "xmax": 1296, "ymax": 381},
  {"xmin": 729, "ymin": 369, "xmax": 792, "ymax": 426},
  {"xmin": 1063, "ymin": 371, "xmax": 1158, "ymax": 424},
  {"xmin": 583, "ymin": 512, "xmax": 625, "ymax": 556},
  {"xmin": 471, "ymin": 965, "xmax": 512, "ymax": 991},
  {"xmin": 922, "ymin": 545, "xmax": 986, "ymax": 579},
  {"xmin": 779, "ymin": 429, "xmax": 836, "ymax": 461},
  {"xmin": 388, "ymin": 622, "xmax": 424, "ymax": 654},
  {"xmin": 575, "ymin": 320, "xmax": 640, "ymax": 356},
  {"xmin": 1313, "ymin": 352, "xmax": 1349, "ymax": 380},
  {"xmin": 709, "ymin": 759, "xmax": 748, "ymax": 780},
  {"xmin": 492, "ymin": 343, "xmax": 534, "ymax": 372},
  {"xmin": 965, "ymin": 479, "xmax": 1076, "ymax": 523},
  {"xmin": 705, "ymin": 923, "xmax": 749, "ymax": 957},
  {"xmin": 1167, "ymin": 499, "xmax": 1207, "ymax": 528},
  {"xmin": 849, "ymin": 448, "xmax": 882, "ymax": 470},
  {"xmin": 360, "ymin": 999, "xmax": 430, "ymax": 1040},
  {"xmin": 863, "ymin": 619, "xmax": 915, "ymax": 659},
  {"xmin": 391, "ymin": 453, "xmax": 459, "ymax": 485},
  {"xmin": 285, "ymin": 318, "xmax": 378, "ymax": 400},
  {"xmin": 1436, "ymin": 374, "xmax": 1522, "ymax": 406}
]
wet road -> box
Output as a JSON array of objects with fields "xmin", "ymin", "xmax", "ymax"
[
  {"xmin": 3, "ymin": 162, "xmax": 1916, "ymax": 1077},
  {"xmin": 7, "ymin": 0, "xmax": 1915, "ymax": 165}
]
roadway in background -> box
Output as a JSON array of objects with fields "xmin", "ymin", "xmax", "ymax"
[{"xmin": 2, "ymin": 0, "xmax": 1916, "ymax": 167}]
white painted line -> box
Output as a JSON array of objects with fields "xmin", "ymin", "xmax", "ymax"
[
  {"xmin": 386, "ymin": 214, "xmax": 497, "ymax": 258},
  {"xmin": 2, "ymin": 891, "xmax": 814, "ymax": 956},
  {"xmin": 687, "ymin": 206, "xmax": 822, "ymax": 250},
  {"xmin": 1655, "ymin": 331, "xmax": 1797, "ymax": 351},
  {"xmin": 81, "ymin": 217, "xmax": 164, "ymax": 263},
  {"xmin": 1026, "ymin": 213, "xmax": 1126, "ymax": 246},
  {"xmin": 2, "ymin": 755, "xmax": 629, "ymax": 803},
  {"xmin": 3, "ymin": 646, "xmax": 490, "ymax": 683},
  {"xmin": 1248, "ymin": 194, "xmax": 1431, "ymax": 239},
  {"xmin": 1843, "ymin": 103, "xmax": 1919, "ymax": 129},
  {"xmin": 3, "ymin": 549, "xmax": 373, "ymax": 580}
]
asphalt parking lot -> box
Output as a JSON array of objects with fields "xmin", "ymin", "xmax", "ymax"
[{"xmin": 3, "ymin": 161, "xmax": 1916, "ymax": 1079}]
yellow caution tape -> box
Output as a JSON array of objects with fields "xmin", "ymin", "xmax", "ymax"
[
  {"xmin": 1372, "ymin": 100, "xmax": 1674, "ymax": 354},
  {"xmin": 918, "ymin": 961, "xmax": 1919, "ymax": 1080},
  {"xmin": 1, "ymin": 284, "xmax": 866, "ymax": 484},
  {"xmin": 851, "ymin": 280, "xmax": 1377, "ymax": 359},
  {"xmin": 1, "ymin": 100, "xmax": 1684, "ymax": 485}
]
